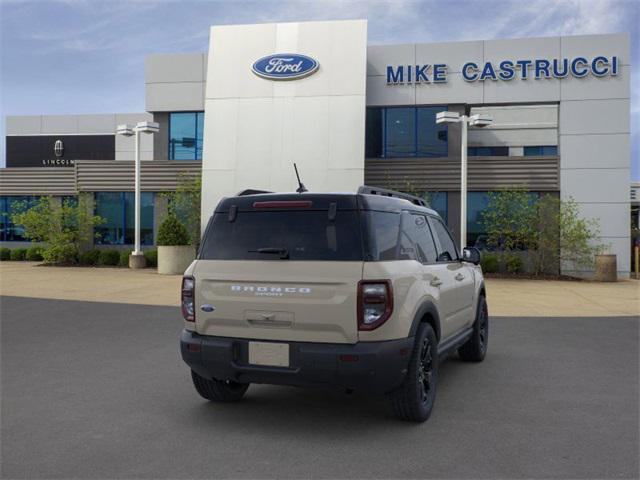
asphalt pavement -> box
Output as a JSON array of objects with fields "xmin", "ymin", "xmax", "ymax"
[{"xmin": 1, "ymin": 296, "xmax": 638, "ymax": 479}]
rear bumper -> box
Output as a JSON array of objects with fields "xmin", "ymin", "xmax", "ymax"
[{"xmin": 180, "ymin": 329, "xmax": 413, "ymax": 394}]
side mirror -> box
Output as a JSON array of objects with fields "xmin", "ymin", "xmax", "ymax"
[{"xmin": 462, "ymin": 247, "xmax": 481, "ymax": 265}]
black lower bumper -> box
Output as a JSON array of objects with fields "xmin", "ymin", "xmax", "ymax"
[{"xmin": 180, "ymin": 329, "xmax": 414, "ymax": 394}]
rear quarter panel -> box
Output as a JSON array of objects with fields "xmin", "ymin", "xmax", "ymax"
[{"xmin": 359, "ymin": 260, "xmax": 431, "ymax": 342}]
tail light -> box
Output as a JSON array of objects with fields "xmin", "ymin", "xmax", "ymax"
[
  {"xmin": 181, "ymin": 276, "xmax": 195, "ymax": 322},
  {"xmin": 358, "ymin": 280, "xmax": 393, "ymax": 331}
]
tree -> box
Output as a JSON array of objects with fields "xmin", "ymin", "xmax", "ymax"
[
  {"xmin": 480, "ymin": 189, "xmax": 605, "ymax": 276},
  {"xmin": 11, "ymin": 196, "xmax": 104, "ymax": 265},
  {"xmin": 480, "ymin": 188, "xmax": 537, "ymax": 252},
  {"xmin": 557, "ymin": 197, "xmax": 605, "ymax": 271},
  {"xmin": 164, "ymin": 173, "xmax": 201, "ymax": 247},
  {"xmin": 157, "ymin": 214, "xmax": 190, "ymax": 246}
]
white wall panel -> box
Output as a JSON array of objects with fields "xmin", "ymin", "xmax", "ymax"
[
  {"xmin": 201, "ymin": 98, "xmax": 238, "ymax": 170},
  {"xmin": 206, "ymin": 23, "xmax": 276, "ymax": 100},
  {"xmin": 560, "ymin": 168, "xmax": 629, "ymax": 203},
  {"xmin": 468, "ymin": 128, "xmax": 557, "ymax": 147},
  {"xmin": 366, "ymin": 44, "xmax": 415, "ymax": 77},
  {"xmin": 560, "ymin": 99, "xmax": 629, "ymax": 135},
  {"xmin": 415, "ymin": 73, "xmax": 483, "ymax": 104},
  {"xmin": 483, "ymin": 77, "xmax": 561, "ymax": 103},
  {"xmin": 560, "ymin": 134, "xmax": 629, "ymax": 169},
  {"xmin": 6, "ymin": 116, "xmax": 42, "ymax": 134},
  {"xmin": 415, "ymin": 41, "xmax": 483, "ymax": 73},
  {"xmin": 328, "ymin": 95, "xmax": 366, "ymax": 170},
  {"xmin": 146, "ymin": 82, "xmax": 205, "ymax": 112},
  {"xmin": 483, "ymin": 36, "xmax": 561, "ymax": 64},
  {"xmin": 201, "ymin": 20, "xmax": 367, "ymax": 226},
  {"xmin": 41, "ymin": 116, "xmax": 78, "ymax": 134},
  {"xmin": 366, "ymin": 75, "xmax": 415, "ymax": 106},
  {"xmin": 576, "ymin": 203, "xmax": 629, "ymax": 238},
  {"xmin": 146, "ymin": 53, "xmax": 205, "ymax": 83},
  {"xmin": 560, "ymin": 33, "xmax": 630, "ymax": 65},
  {"xmin": 563, "ymin": 237, "xmax": 630, "ymax": 277},
  {"xmin": 77, "ymin": 114, "xmax": 116, "ymax": 134},
  {"xmin": 560, "ymin": 65, "xmax": 630, "ymax": 101},
  {"xmin": 471, "ymin": 105, "xmax": 558, "ymax": 127}
]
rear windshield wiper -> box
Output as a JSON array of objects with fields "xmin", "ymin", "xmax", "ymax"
[{"xmin": 248, "ymin": 247, "xmax": 290, "ymax": 259}]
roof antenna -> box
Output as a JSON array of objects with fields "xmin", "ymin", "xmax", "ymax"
[{"xmin": 294, "ymin": 163, "xmax": 308, "ymax": 193}]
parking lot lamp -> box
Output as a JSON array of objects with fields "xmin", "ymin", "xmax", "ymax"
[
  {"xmin": 436, "ymin": 111, "xmax": 492, "ymax": 249},
  {"xmin": 116, "ymin": 121, "xmax": 159, "ymax": 268}
]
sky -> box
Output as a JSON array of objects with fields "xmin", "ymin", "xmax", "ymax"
[{"xmin": 1, "ymin": 0, "xmax": 638, "ymax": 178}]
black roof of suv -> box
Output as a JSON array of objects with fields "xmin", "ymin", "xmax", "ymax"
[{"xmin": 214, "ymin": 188, "xmax": 439, "ymax": 217}]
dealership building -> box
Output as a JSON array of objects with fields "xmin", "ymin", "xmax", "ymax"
[{"xmin": 0, "ymin": 20, "xmax": 632, "ymax": 277}]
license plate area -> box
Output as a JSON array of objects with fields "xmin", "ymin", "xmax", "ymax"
[{"xmin": 248, "ymin": 341, "xmax": 290, "ymax": 367}]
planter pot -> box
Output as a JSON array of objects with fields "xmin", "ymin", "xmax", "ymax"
[
  {"xmin": 157, "ymin": 245, "xmax": 195, "ymax": 275},
  {"xmin": 594, "ymin": 254, "xmax": 617, "ymax": 282}
]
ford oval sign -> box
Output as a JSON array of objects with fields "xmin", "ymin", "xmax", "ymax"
[{"xmin": 252, "ymin": 53, "xmax": 319, "ymax": 80}]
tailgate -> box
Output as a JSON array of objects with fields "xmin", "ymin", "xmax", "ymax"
[{"xmin": 193, "ymin": 260, "xmax": 363, "ymax": 344}]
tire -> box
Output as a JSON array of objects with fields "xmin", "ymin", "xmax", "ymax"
[
  {"xmin": 190, "ymin": 370, "xmax": 249, "ymax": 402},
  {"xmin": 458, "ymin": 295, "xmax": 488, "ymax": 362},
  {"xmin": 388, "ymin": 323, "xmax": 438, "ymax": 422}
]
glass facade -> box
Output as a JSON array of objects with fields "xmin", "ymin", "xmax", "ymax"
[
  {"xmin": 427, "ymin": 192, "xmax": 448, "ymax": 222},
  {"xmin": 467, "ymin": 192, "xmax": 491, "ymax": 248},
  {"xmin": 169, "ymin": 112, "xmax": 204, "ymax": 160},
  {"xmin": 524, "ymin": 145, "xmax": 558, "ymax": 156},
  {"xmin": 468, "ymin": 146, "xmax": 509, "ymax": 156},
  {"xmin": 95, "ymin": 192, "xmax": 154, "ymax": 245},
  {"xmin": 0, "ymin": 196, "xmax": 39, "ymax": 242},
  {"xmin": 365, "ymin": 106, "xmax": 448, "ymax": 158},
  {"xmin": 467, "ymin": 191, "xmax": 540, "ymax": 249}
]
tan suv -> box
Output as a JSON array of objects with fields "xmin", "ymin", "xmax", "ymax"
[{"xmin": 180, "ymin": 186, "xmax": 488, "ymax": 422}]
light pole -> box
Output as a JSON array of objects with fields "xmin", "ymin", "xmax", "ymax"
[
  {"xmin": 116, "ymin": 121, "xmax": 159, "ymax": 268},
  {"xmin": 436, "ymin": 111, "xmax": 492, "ymax": 249}
]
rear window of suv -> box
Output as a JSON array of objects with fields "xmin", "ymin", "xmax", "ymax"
[{"xmin": 199, "ymin": 210, "xmax": 364, "ymax": 261}]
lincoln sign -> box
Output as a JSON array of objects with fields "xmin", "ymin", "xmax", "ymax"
[{"xmin": 386, "ymin": 55, "xmax": 620, "ymax": 84}]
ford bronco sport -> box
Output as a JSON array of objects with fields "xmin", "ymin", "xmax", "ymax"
[{"xmin": 180, "ymin": 186, "xmax": 488, "ymax": 422}]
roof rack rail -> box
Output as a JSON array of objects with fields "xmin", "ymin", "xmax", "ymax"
[
  {"xmin": 357, "ymin": 185, "xmax": 427, "ymax": 207},
  {"xmin": 236, "ymin": 189, "xmax": 272, "ymax": 196}
]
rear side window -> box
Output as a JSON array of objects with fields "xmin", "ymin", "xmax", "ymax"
[
  {"xmin": 402, "ymin": 213, "xmax": 438, "ymax": 263},
  {"xmin": 363, "ymin": 211, "xmax": 438, "ymax": 263},
  {"xmin": 199, "ymin": 210, "xmax": 363, "ymax": 261},
  {"xmin": 363, "ymin": 211, "xmax": 401, "ymax": 260},
  {"xmin": 430, "ymin": 217, "xmax": 459, "ymax": 262}
]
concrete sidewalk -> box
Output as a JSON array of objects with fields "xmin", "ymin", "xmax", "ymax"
[{"xmin": 0, "ymin": 262, "xmax": 638, "ymax": 317}]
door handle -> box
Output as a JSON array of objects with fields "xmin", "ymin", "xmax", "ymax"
[
  {"xmin": 455, "ymin": 273, "xmax": 465, "ymax": 281},
  {"xmin": 430, "ymin": 277, "xmax": 443, "ymax": 287}
]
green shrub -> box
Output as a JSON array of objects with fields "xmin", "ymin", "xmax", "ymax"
[
  {"xmin": 99, "ymin": 249, "xmax": 121, "ymax": 266},
  {"xmin": 79, "ymin": 249, "xmax": 101, "ymax": 266},
  {"xmin": 480, "ymin": 253, "xmax": 499, "ymax": 273},
  {"xmin": 25, "ymin": 246, "xmax": 44, "ymax": 261},
  {"xmin": 144, "ymin": 249, "xmax": 158, "ymax": 268},
  {"xmin": 157, "ymin": 214, "xmax": 190, "ymax": 246},
  {"xmin": 505, "ymin": 253, "xmax": 524, "ymax": 274},
  {"xmin": 10, "ymin": 248, "xmax": 27, "ymax": 261},
  {"xmin": 119, "ymin": 251, "xmax": 130, "ymax": 267},
  {"xmin": 11, "ymin": 195, "xmax": 103, "ymax": 265},
  {"xmin": 42, "ymin": 244, "xmax": 78, "ymax": 265},
  {"xmin": 0, "ymin": 248, "xmax": 10, "ymax": 261}
]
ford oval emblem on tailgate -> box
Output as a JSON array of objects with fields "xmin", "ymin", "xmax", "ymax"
[
  {"xmin": 200, "ymin": 304, "xmax": 215, "ymax": 312},
  {"xmin": 251, "ymin": 53, "xmax": 319, "ymax": 80}
]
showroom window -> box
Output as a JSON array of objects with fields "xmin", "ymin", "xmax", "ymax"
[
  {"xmin": 427, "ymin": 192, "xmax": 448, "ymax": 223},
  {"xmin": 365, "ymin": 106, "xmax": 448, "ymax": 158},
  {"xmin": 467, "ymin": 191, "xmax": 540, "ymax": 249},
  {"xmin": 0, "ymin": 196, "xmax": 39, "ymax": 242},
  {"xmin": 94, "ymin": 192, "xmax": 154, "ymax": 245},
  {"xmin": 524, "ymin": 146, "xmax": 558, "ymax": 156},
  {"xmin": 169, "ymin": 112, "xmax": 204, "ymax": 160},
  {"xmin": 468, "ymin": 146, "xmax": 509, "ymax": 156}
]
